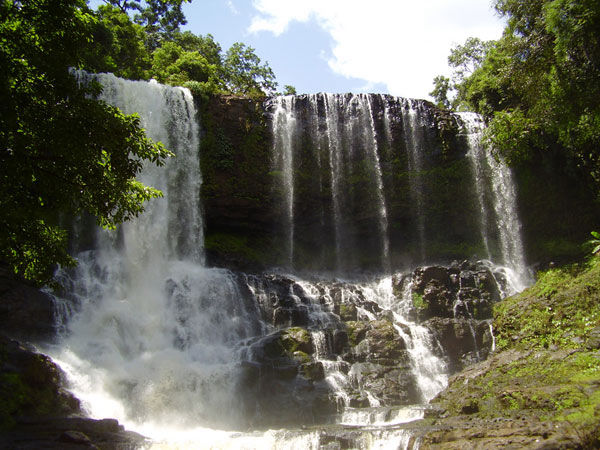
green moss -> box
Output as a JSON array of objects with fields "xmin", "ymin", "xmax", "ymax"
[
  {"xmin": 345, "ymin": 321, "xmax": 368, "ymax": 347},
  {"xmin": 433, "ymin": 256, "xmax": 600, "ymax": 445},
  {"xmin": 264, "ymin": 328, "xmax": 313, "ymax": 360},
  {"xmin": 0, "ymin": 372, "xmax": 27, "ymax": 431},
  {"xmin": 412, "ymin": 292, "xmax": 425, "ymax": 309},
  {"xmin": 494, "ymin": 257, "xmax": 600, "ymax": 351},
  {"xmin": 282, "ymin": 327, "xmax": 311, "ymax": 353},
  {"xmin": 292, "ymin": 351, "xmax": 311, "ymax": 364}
]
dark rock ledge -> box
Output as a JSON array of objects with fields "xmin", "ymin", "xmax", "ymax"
[
  {"xmin": 0, "ymin": 263, "xmax": 146, "ymax": 449},
  {"xmin": 0, "ymin": 335, "xmax": 146, "ymax": 449}
]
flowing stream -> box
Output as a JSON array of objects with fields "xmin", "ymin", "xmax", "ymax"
[{"xmin": 47, "ymin": 76, "xmax": 532, "ymax": 449}]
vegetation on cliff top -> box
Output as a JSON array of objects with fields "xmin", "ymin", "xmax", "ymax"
[
  {"xmin": 0, "ymin": 0, "xmax": 285, "ymax": 285},
  {"xmin": 432, "ymin": 0, "xmax": 600, "ymax": 200},
  {"xmin": 0, "ymin": 0, "xmax": 171, "ymax": 286},
  {"xmin": 430, "ymin": 256, "xmax": 600, "ymax": 447}
]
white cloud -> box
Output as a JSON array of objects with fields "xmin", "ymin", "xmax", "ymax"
[
  {"xmin": 226, "ymin": 0, "xmax": 240, "ymax": 15},
  {"xmin": 249, "ymin": 0, "xmax": 504, "ymax": 99}
]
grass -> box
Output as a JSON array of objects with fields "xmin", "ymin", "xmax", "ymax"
[{"xmin": 432, "ymin": 256, "xmax": 600, "ymax": 445}]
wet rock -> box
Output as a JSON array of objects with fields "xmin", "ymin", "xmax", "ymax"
[
  {"xmin": 0, "ymin": 335, "xmax": 81, "ymax": 422},
  {"xmin": 347, "ymin": 362, "xmax": 420, "ymax": 405},
  {"xmin": 364, "ymin": 320, "xmax": 407, "ymax": 360},
  {"xmin": 256, "ymin": 327, "xmax": 314, "ymax": 361},
  {"xmin": 460, "ymin": 400, "xmax": 479, "ymax": 414},
  {"xmin": 331, "ymin": 329, "xmax": 349, "ymax": 354},
  {"xmin": 301, "ymin": 362, "xmax": 325, "ymax": 381},
  {"xmin": 58, "ymin": 430, "xmax": 94, "ymax": 446},
  {"xmin": 0, "ymin": 417, "xmax": 146, "ymax": 450},
  {"xmin": 424, "ymin": 317, "xmax": 493, "ymax": 372},
  {"xmin": 0, "ymin": 264, "xmax": 57, "ymax": 343},
  {"xmin": 339, "ymin": 303, "xmax": 357, "ymax": 321},
  {"xmin": 415, "ymin": 414, "xmax": 580, "ymax": 449},
  {"xmin": 273, "ymin": 306, "xmax": 309, "ymax": 327},
  {"xmin": 585, "ymin": 326, "xmax": 600, "ymax": 349},
  {"xmin": 411, "ymin": 262, "xmax": 501, "ymax": 321},
  {"xmin": 413, "ymin": 266, "xmax": 452, "ymax": 292}
]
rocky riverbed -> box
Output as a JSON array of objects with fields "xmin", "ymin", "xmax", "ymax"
[{"xmin": 2, "ymin": 259, "xmax": 599, "ymax": 448}]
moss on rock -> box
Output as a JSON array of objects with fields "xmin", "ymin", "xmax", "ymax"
[{"xmin": 421, "ymin": 256, "xmax": 600, "ymax": 448}]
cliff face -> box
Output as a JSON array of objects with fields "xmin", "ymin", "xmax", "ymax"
[
  {"xmin": 199, "ymin": 94, "xmax": 599, "ymax": 274},
  {"xmin": 199, "ymin": 95, "xmax": 282, "ymax": 271}
]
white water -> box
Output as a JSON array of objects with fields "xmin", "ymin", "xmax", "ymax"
[
  {"xmin": 51, "ymin": 74, "xmax": 264, "ymax": 436},
  {"xmin": 271, "ymin": 96, "xmax": 297, "ymax": 268},
  {"xmin": 297, "ymin": 276, "xmax": 449, "ymax": 412},
  {"xmin": 460, "ymin": 112, "xmax": 531, "ymax": 290},
  {"xmin": 402, "ymin": 102, "xmax": 427, "ymax": 263},
  {"xmin": 363, "ymin": 95, "xmax": 392, "ymax": 272},
  {"xmin": 273, "ymin": 93, "xmax": 392, "ymax": 273},
  {"xmin": 323, "ymin": 93, "xmax": 346, "ymax": 272},
  {"xmin": 45, "ymin": 78, "xmax": 535, "ymax": 448}
]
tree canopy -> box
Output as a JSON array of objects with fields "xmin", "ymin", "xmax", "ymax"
[
  {"xmin": 0, "ymin": 0, "xmax": 171, "ymax": 285},
  {"xmin": 85, "ymin": 4, "xmax": 281, "ymax": 98},
  {"xmin": 432, "ymin": 0, "xmax": 600, "ymax": 195},
  {"xmin": 1, "ymin": 0, "xmax": 287, "ymax": 285}
]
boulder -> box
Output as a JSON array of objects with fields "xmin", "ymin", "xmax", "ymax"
[
  {"xmin": 0, "ymin": 335, "xmax": 81, "ymax": 429},
  {"xmin": 0, "ymin": 264, "xmax": 57, "ymax": 343},
  {"xmin": 411, "ymin": 262, "xmax": 502, "ymax": 321},
  {"xmin": 424, "ymin": 317, "xmax": 493, "ymax": 372}
]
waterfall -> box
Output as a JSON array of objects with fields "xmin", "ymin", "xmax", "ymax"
[
  {"xmin": 460, "ymin": 112, "xmax": 531, "ymax": 291},
  {"xmin": 323, "ymin": 93, "xmax": 346, "ymax": 271},
  {"xmin": 272, "ymin": 96, "xmax": 297, "ymax": 267},
  {"xmin": 402, "ymin": 101, "xmax": 427, "ymax": 263},
  {"xmin": 363, "ymin": 95, "xmax": 391, "ymax": 272},
  {"xmin": 270, "ymin": 93, "xmax": 392, "ymax": 274},
  {"xmin": 51, "ymin": 73, "xmax": 264, "ymax": 433},
  {"xmin": 42, "ymin": 79, "xmax": 536, "ymax": 448}
]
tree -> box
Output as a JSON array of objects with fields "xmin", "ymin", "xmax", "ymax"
[
  {"xmin": 102, "ymin": 0, "xmax": 191, "ymax": 49},
  {"xmin": 436, "ymin": 0, "xmax": 600, "ymax": 194},
  {"xmin": 84, "ymin": 4, "xmax": 152, "ymax": 80},
  {"xmin": 429, "ymin": 75, "xmax": 451, "ymax": 109},
  {"xmin": 282, "ymin": 85, "xmax": 297, "ymax": 95},
  {"xmin": 150, "ymin": 40, "xmax": 223, "ymax": 95},
  {"xmin": 0, "ymin": 0, "xmax": 171, "ymax": 285},
  {"xmin": 430, "ymin": 37, "xmax": 495, "ymax": 110},
  {"xmin": 223, "ymin": 42, "xmax": 278, "ymax": 97},
  {"xmin": 174, "ymin": 31, "xmax": 222, "ymax": 66}
]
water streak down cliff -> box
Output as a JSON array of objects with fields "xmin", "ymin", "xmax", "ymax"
[{"xmin": 265, "ymin": 94, "xmax": 529, "ymax": 285}]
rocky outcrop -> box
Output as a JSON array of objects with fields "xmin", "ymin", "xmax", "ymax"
[
  {"xmin": 0, "ymin": 335, "xmax": 145, "ymax": 449},
  {"xmin": 0, "ymin": 267, "xmax": 145, "ymax": 449},
  {"xmin": 404, "ymin": 261, "xmax": 505, "ymax": 321},
  {"xmin": 0, "ymin": 417, "xmax": 146, "ymax": 449},
  {"xmin": 198, "ymin": 94, "xmax": 600, "ymax": 273},
  {"xmin": 0, "ymin": 264, "xmax": 57, "ymax": 343},
  {"xmin": 233, "ymin": 261, "xmax": 502, "ymax": 427},
  {"xmin": 425, "ymin": 317, "xmax": 493, "ymax": 373}
]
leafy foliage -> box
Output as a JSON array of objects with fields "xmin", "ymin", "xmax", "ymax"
[
  {"xmin": 433, "ymin": 0, "xmax": 600, "ymax": 196},
  {"xmin": 84, "ymin": 4, "xmax": 152, "ymax": 80},
  {"xmin": 103, "ymin": 0, "xmax": 191, "ymax": 49},
  {"xmin": 87, "ymin": 5, "xmax": 280, "ymax": 98},
  {"xmin": 586, "ymin": 232, "xmax": 600, "ymax": 255},
  {"xmin": 223, "ymin": 42, "xmax": 278, "ymax": 97},
  {"xmin": 0, "ymin": 0, "xmax": 171, "ymax": 285}
]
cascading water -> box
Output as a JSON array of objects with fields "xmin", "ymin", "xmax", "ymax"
[
  {"xmin": 50, "ymin": 73, "xmax": 267, "ymax": 440},
  {"xmin": 460, "ymin": 112, "xmax": 531, "ymax": 291},
  {"xmin": 43, "ymin": 79, "xmax": 536, "ymax": 449},
  {"xmin": 271, "ymin": 96, "xmax": 297, "ymax": 267},
  {"xmin": 402, "ymin": 101, "xmax": 427, "ymax": 263},
  {"xmin": 323, "ymin": 93, "xmax": 346, "ymax": 271},
  {"xmin": 363, "ymin": 95, "xmax": 391, "ymax": 272},
  {"xmin": 270, "ymin": 93, "xmax": 392, "ymax": 274}
]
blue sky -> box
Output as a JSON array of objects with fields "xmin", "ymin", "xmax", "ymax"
[{"xmin": 92, "ymin": 0, "xmax": 505, "ymax": 100}]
